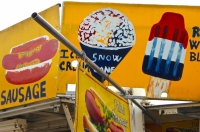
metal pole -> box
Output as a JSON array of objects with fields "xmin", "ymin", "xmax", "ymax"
[{"xmin": 31, "ymin": 12, "xmax": 159, "ymax": 125}]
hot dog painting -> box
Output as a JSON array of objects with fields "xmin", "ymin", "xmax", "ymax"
[
  {"xmin": 75, "ymin": 68, "xmax": 131, "ymax": 132},
  {"xmin": 2, "ymin": 36, "xmax": 58, "ymax": 85},
  {"xmin": 84, "ymin": 88, "xmax": 125, "ymax": 132},
  {"xmin": 0, "ymin": 4, "xmax": 61, "ymax": 110}
]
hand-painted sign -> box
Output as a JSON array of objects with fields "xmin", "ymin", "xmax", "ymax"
[
  {"xmin": 78, "ymin": 8, "xmax": 136, "ymax": 82},
  {"xmin": 142, "ymin": 12, "xmax": 188, "ymax": 81},
  {"xmin": 0, "ymin": 4, "xmax": 60, "ymax": 109},
  {"xmin": 61, "ymin": 2, "xmax": 200, "ymax": 101},
  {"xmin": 75, "ymin": 67, "xmax": 132, "ymax": 132},
  {"xmin": 2, "ymin": 36, "xmax": 58, "ymax": 85}
]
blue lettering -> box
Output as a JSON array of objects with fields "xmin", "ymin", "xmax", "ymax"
[
  {"xmin": 190, "ymin": 52, "xmax": 196, "ymax": 61},
  {"xmin": 33, "ymin": 84, "xmax": 39, "ymax": 99},
  {"xmin": 59, "ymin": 61, "xmax": 65, "ymax": 70},
  {"xmin": 6, "ymin": 90, "xmax": 12, "ymax": 104},
  {"xmin": 70, "ymin": 51, "xmax": 75, "ymax": 58},
  {"xmin": 1, "ymin": 91, "xmax": 6, "ymax": 105},
  {"xmin": 25, "ymin": 86, "xmax": 32, "ymax": 101},
  {"xmin": 190, "ymin": 52, "xmax": 200, "ymax": 62},
  {"xmin": 40, "ymin": 81, "xmax": 46, "ymax": 98},
  {"xmin": 192, "ymin": 26, "xmax": 200, "ymax": 38},
  {"xmin": 60, "ymin": 49, "xmax": 69, "ymax": 58},
  {"xmin": 19, "ymin": 87, "xmax": 24, "ymax": 102},
  {"xmin": 1, "ymin": 81, "xmax": 47, "ymax": 104},
  {"xmin": 12, "ymin": 89, "xmax": 18, "ymax": 103},
  {"xmin": 190, "ymin": 40, "xmax": 200, "ymax": 50}
]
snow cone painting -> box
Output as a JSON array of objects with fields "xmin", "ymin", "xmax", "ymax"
[{"xmin": 78, "ymin": 8, "xmax": 136, "ymax": 82}]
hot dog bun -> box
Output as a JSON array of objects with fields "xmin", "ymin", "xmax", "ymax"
[
  {"xmin": 6, "ymin": 60, "xmax": 51, "ymax": 85},
  {"xmin": 3, "ymin": 38, "xmax": 58, "ymax": 70},
  {"xmin": 89, "ymin": 88, "xmax": 106, "ymax": 106},
  {"xmin": 11, "ymin": 36, "xmax": 48, "ymax": 53},
  {"xmin": 85, "ymin": 88, "xmax": 125, "ymax": 132},
  {"xmin": 83, "ymin": 114, "xmax": 99, "ymax": 132},
  {"xmin": 2, "ymin": 36, "xmax": 58, "ymax": 85},
  {"xmin": 108, "ymin": 121, "xmax": 124, "ymax": 132}
]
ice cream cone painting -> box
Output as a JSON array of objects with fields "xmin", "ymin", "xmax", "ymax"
[
  {"xmin": 143, "ymin": 12, "xmax": 189, "ymax": 98},
  {"xmin": 78, "ymin": 8, "xmax": 136, "ymax": 82}
]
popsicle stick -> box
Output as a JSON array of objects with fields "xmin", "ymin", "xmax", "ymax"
[{"xmin": 147, "ymin": 76, "xmax": 171, "ymax": 98}]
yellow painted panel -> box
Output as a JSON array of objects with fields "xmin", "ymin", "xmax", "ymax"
[
  {"xmin": 75, "ymin": 67, "xmax": 131, "ymax": 132},
  {"xmin": 61, "ymin": 2, "xmax": 200, "ymax": 100},
  {"xmin": 0, "ymin": 4, "xmax": 61, "ymax": 109}
]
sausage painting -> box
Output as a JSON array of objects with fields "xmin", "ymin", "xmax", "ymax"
[
  {"xmin": 84, "ymin": 88, "xmax": 125, "ymax": 132},
  {"xmin": 2, "ymin": 36, "xmax": 58, "ymax": 85}
]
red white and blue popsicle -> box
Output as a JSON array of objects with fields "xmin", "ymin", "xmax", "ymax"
[{"xmin": 143, "ymin": 12, "xmax": 188, "ymax": 81}]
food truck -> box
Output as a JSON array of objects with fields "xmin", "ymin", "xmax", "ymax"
[{"xmin": 0, "ymin": 1, "xmax": 200, "ymax": 132}]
